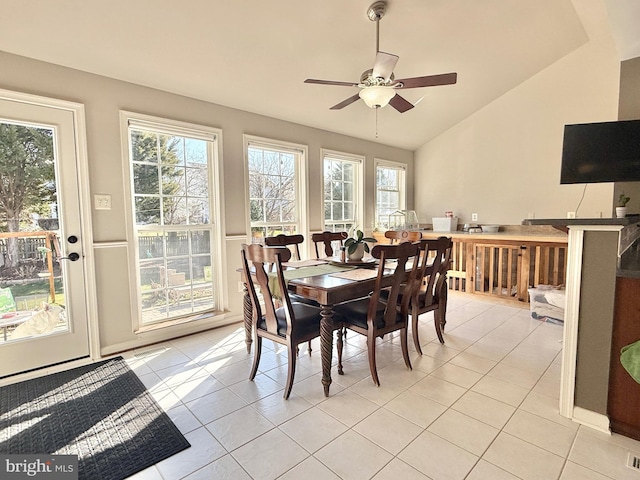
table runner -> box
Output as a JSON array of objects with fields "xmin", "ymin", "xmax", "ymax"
[{"xmin": 268, "ymin": 264, "xmax": 351, "ymax": 298}]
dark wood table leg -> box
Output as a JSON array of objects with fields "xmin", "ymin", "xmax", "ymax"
[
  {"xmin": 243, "ymin": 285, "xmax": 253, "ymax": 354},
  {"xmin": 320, "ymin": 305, "xmax": 334, "ymax": 397},
  {"xmin": 336, "ymin": 327, "xmax": 344, "ymax": 375}
]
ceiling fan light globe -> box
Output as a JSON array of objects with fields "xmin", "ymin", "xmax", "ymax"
[{"xmin": 359, "ymin": 86, "xmax": 395, "ymax": 109}]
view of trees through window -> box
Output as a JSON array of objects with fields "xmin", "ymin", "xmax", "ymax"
[
  {"xmin": 0, "ymin": 122, "xmax": 65, "ymax": 320},
  {"xmin": 248, "ymin": 144, "xmax": 299, "ymax": 241},
  {"xmin": 324, "ymin": 155, "xmax": 357, "ymax": 233},
  {"xmin": 376, "ymin": 163, "xmax": 405, "ymax": 229},
  {"xmin": 129, "ymin": 126, "xmax": 215, "ymax": 324}
]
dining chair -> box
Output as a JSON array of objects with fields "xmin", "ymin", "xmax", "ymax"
[
  {"xmin": 384, "ymin": 229, "xmax": 422, "ymax": 244},
  {"xmin": 240, "ymin": 243, "xmax": 322, "ymax": 399},
  {"xmin": 410, "ymin": 236, "xmax": 453, "ymax": 351},
  {"xmin": 264, "ymin": 233, "xmax": 304, "ymax": 261},
  {"xmin": 311, "ymin": 231, "xmax": 348, "ymax": 258},
  {"xmin": 334, "ymin": 241, "xmax": 421, "ymax": 386}
]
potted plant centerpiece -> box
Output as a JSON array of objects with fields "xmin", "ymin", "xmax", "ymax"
[
  {"xmin": 344, "ymin": 228, "xmax": 377, "ymax": 261},
  {"xmin": 616, "ymin": 193, "xmax": 630, "ymax": 218}
]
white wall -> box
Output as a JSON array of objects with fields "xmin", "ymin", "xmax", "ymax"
[
  {"xmin": 0, "ymin": 50, "xmax": 413, "ymax": 354},
  {"xmin": 414, "ymin": 0, "xmax": 621, "ymax": 225}
]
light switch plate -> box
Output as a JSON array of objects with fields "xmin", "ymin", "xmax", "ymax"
[{"xmin": 94, "ymin": 194, "xmax": 112, "ymax": 210}]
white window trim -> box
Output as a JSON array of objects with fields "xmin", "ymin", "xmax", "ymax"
[
  {"xmin": 321, "ymin": 148, "xmax": 364, "ymax": 233},
  {"xmin": 120, "ymin": 111, "xmax": 227, "ymax": 332},
  {"xmin": 374, "ymin": 158, "xmax": 407, "ymax": 229},
  {"xmin": 243, "ymin": 134, "xmax": 309, "ymax": 242}
]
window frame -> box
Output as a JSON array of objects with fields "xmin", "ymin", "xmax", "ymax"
[
  {"xmin": 243, "ymin": 135, "xmax": 309, "ymax": 243},
  {"xmin": 120, "ymin": 111, "xmax": 226, "ymax": 332},
  {"xmin": 374, "ymin": 158, "xmax": 407, "ymax": 230},
  {"xmin": 321, "ymin": 149, "xmax": 364, "ymax": 233}
]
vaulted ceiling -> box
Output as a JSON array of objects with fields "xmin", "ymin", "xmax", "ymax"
[{"xmin": 1, "ymin": 0, "xmax": 638, "ymax": 150}]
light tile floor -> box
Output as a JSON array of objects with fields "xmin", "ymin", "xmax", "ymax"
[{"xmin": 122, "ymin": 294, "xmax": 640, "ymax": 479}]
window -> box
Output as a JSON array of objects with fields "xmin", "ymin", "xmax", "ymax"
[
  {"xmin": 322, "ymin": 150, "xmax": 363, "ymax": 233},
  {"xmin": 375, "ymin": 160, "xmax": 406, "ymax": 229},
  {"xmin": 245, "ymin": 137, "xmax": 307, "ymax": 242},
  {"xmin": 122, "ymin": 113, "xmax": 222, "ymax": 326}
]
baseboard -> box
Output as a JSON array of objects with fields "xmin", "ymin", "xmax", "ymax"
[
  {"xmin": 100, "ymin": 314, "xmax": 243, "ymax": 356},
  {"xmin": 573, "ymin": 406, "xmax": 611, "ymax": 434}
]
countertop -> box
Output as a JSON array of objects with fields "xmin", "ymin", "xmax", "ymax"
[
  {"xmin": 524, "ymin": 216, "xmax": 640, "ymax": 233},
  {"xmin": 619, "ymin": 242, "xmax": 640, "ymax": 279},
  {"xmin": 419, "ymin": 230, "xmax": 567, "ymax": 243}
]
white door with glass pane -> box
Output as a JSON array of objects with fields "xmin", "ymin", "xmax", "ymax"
[
  {"xmin": 124, "ymin": 114, "xmax": 220, "ymax": 327},
  {"xmin": 0, "ymin": 93, "xmax": 90, "ymax": 378}
]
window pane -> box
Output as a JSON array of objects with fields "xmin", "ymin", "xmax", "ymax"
[
  {"xmin": 185, "ymin": 167, "xmax": 208, "ymax": 197},
  {"xmin": 163, "ymin": 197, "xmax": 187, "ymax": 225},
  {"xmin": 135, "ymin": 197, "xmax": 160, "ymax": 225},
  {"xmin": 160, "ymin": 135, "xmax": 184, "ymax": 165},
  {"xmin": 332, "ymin": 202, "xmax": 342, "ymax": 221},
  {"xmin": 164, "ymin": 231, "xmax": 188, "ymax": 257},
  {"xmin": 161, "ymin": 165, "xmax": 185, "ymax": 195},
  {"xmin": 133, "ymin": 164, "xmax": 158, "ymax": 194},
  {"xmin": 250, "ymin": 200, "xmax": 264, "ymax": 222},
  {"xmin": 344, "ymin": 202, "xmax": 353, "ymax": 221},
  {"xmin": 185, "ymin": 138, "xmax": 207, "ymax": 165},
  {"xmin": 191, "ymin": 230, "xmax": 211, "ymax": 254},
  {"xmin": 344, "ymin": 163, "xmax": 353, "ymax": 182},
  {"xmin": 131, "ymin": 131, "xmax": 158, "ymax": 163},
  {"xmin": 187, "ymin": 198, "xmax": 209, "ymax": 225},
  {"xmin": 139, "ymin": 233, "xmax": 163, "ymax": 259}
]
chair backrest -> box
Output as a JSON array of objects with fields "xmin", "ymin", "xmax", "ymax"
[
  {"xmin": 264, "ymin": 234, "xmax": 304, "ymax": 260},
  {"xmin": 369, "ymin": 241, "xmax": 420, "ymax": 325},
  {"xmin": 415, "ymin": 236, "xmax": 453, "ymax": 308},
  {"xmin": 241, "ymin": 244, "xmax": 293, "ymax": 336},
  {"xmin": 384, "ymin": 230, "xmax": 422, "ymax": 244},
  {"xmin": 311, "ymin": 231, "xmax": 348, "ymax": 258}
]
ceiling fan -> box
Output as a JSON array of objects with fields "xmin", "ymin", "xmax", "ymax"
[{"xmin": 304, "ymin": 0, "xmax": 457, "ymax": 113}]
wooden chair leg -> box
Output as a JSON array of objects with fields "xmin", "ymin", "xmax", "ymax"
[
  {"xmin": 367, "ymin": 331, "xmax": 380, "ymax": 386},
  {"xmin": 434, "ymin": 309, "xmax": 445, "ymax": 344},
  {"xmin": 337, "ymin": 328, "xmax": 344, "ymax": 374},
  {"xmin": 284, "ymin": 340, "xmax": 297, "ymax": 399},
  {"xmin": 401, "ymin": 326, "xmax": 412, "ymax": 370},
  {"xmin": 441, "ymin": 288, "xmax": 448, "ymax": 331},
  {"xmin": 411, "ymin": 309, "xmax": 423, "ymax": 356},
  {"xmin": 249, "ymin": 336, "xmax": 262, "ymax": 380},
  {"xmin": 308, "ymin": 340, "xmax": 312, "ymax": 355}
]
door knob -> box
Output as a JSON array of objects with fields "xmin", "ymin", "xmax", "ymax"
[{"xmin": 60, "ymin": 252, "xmax": 80, "ymax": 261}]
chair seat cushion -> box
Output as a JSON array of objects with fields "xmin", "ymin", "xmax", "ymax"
[
  {"xmin": 334, "ymin": 297, "xmax": 401, "ymax": 330},
  {"xmin": 258, "ymin": 302, "xmax": 321, "ymax": 338}
]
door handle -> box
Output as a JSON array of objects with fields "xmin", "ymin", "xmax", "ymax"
[{"xmin": 60, "ymin": 252, "xmax": 80, "ymax": 261}]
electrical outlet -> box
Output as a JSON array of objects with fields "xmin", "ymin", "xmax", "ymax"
[
  {"xmin": 471, "ymin": 213, "xmax": 478, "ymax": 222},
  {"xmin": 527, "ymin": 212, "xmax": 535, "ymax": 219},
  {"xmin": 567, "ymin": 211, "xmax": 576, "ymax": 219},
  {"xmin": 94, "ymin": 194, "xmax": 112, "ymax": 210}
]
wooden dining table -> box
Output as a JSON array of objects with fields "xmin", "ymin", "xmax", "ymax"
[{"xmin": 241, "ymin": 258, "xmax": 399, "ymax": 397}]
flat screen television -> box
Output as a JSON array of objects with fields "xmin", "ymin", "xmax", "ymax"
[{"xmin": 560, "ymin": 119, "xmax": 640, "ymax": 184}]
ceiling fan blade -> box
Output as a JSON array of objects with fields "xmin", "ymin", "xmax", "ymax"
[
  {"xmin": 388, "ymin": 94, "xmax": 414, "ymax": 113},
  {"xmin": 395, "ymin": 72, "xmax": 457, "ymax": 89},
  {"xmin": 330, "ymin": 94, "xmax": 361, "ymax": 110},
  {"xmin": 372, "ymin": 51, "xmax": 399, "ymax": 81},
  {"xmin": 305, "ymin": 78, "xmax": 359, "ymax": 87}
]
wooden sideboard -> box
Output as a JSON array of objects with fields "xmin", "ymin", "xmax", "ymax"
[{"xmin": 373, "ymin": 229, "xmax": 568, "ymax": 304}]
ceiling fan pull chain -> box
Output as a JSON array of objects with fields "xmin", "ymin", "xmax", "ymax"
[{"xmin": 375, "ymin": 107, "xmax": 379, "ymax": 138}]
